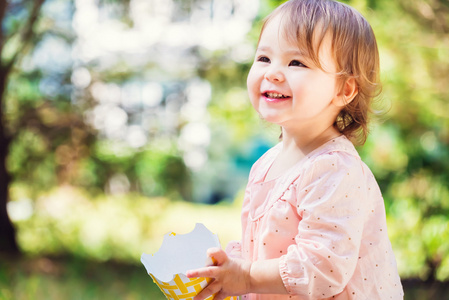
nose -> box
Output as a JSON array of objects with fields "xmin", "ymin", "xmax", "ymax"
[{"xmin": 264, "ymin": 65, "xmax": 285, "ymax": 82}]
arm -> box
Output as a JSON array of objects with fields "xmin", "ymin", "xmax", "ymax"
[
  {"xmin": 186, "ymin": 248, "xmax": 287, "ymax": 300},
  {"xmin": 188, "ymin": 151, "xmax": 367, "ymax": 299},
  {"xmin": 279, "ymin": 152, "xmax": 366, "ymax": 297},
  {"xmin": 250, "ymin": 258, "xmax": 287, "ymax": 294}
]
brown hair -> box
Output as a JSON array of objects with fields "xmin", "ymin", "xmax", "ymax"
[{"xmin": 260, "ymin": 0, "xmax": 381, "ymax": 144}]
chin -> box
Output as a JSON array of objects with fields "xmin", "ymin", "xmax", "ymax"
[
  {"xmin": 256, "ymin": 108, "xmax": 283, "ymax": 123},
  {"xmin": 259, "ymin": 114, "xmax": 284, "ymax": 125}
]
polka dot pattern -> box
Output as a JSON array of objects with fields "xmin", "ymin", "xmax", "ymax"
[{"xmin": 238, "ymin": 136, "xmax": 404, "ymax": 299}]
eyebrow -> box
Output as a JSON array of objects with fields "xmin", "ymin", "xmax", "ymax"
[{"xmin": 256, "ymin": 46, "xmax": 306, "ymax": 57}]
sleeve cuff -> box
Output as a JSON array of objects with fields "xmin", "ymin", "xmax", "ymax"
[{"xmin": 279, "ymin": 255, "xmax": 294, "ymax": 294}]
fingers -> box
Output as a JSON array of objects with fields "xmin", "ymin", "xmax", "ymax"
[
  {"xmin": 193, "ymin": 281, "xmax": 221, "ymax": 300},
  {"xmin": 188, "ymin": 247, "xmax": 233, "ymax": 300},
  {"xmin": 193, "ymin": 281, "xmax": 232, "ymax": 300},
  {"xmin": 212, "ymin": 291, "xmax": 230, "ymax": 300},
  {"xmin": 205, "ymin": 256, "xmax": 215, "ymax": 267},
  {"xmin": 207, "ymin": 247, "xmax": 228, "ymax": 266},
  {"xmin": 187, "ymin": 248, "xmax": 226, "ymax": 278},
  {"xmin": 186, "ymin": 266, "xmax": 220, "ymax": 278}
]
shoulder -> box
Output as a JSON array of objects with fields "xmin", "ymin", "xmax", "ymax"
[
  {"xmin": 301, "ymin": 136, "xmax": 366, "ymax": 183},
  {"xmin": 294, "ymin": 138, "xmax": 377, "ymax": 208},
  {"xmin": 248, "ymin": 142, "xmax": 282, "ymax": 181}
]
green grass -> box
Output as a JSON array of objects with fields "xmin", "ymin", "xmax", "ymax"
[
  {"xmin": 1, "ymin": 255, "xmax": 449, "ymax": 300},
  {"xmin": 0, "ymin": 255, "xmax": 164, "ymax": 300}
]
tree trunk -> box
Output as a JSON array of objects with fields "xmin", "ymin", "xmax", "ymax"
[
  {"xmin": 0, "ymin": 143, "xmax": 17, "ymax": 255},
  {"xmin": 0, "ymin": 69, "xmax": 19, "ymax": 255},
  {"xmin": 0, "ymin": 0, "xmax": 46, "ymax": 257}
]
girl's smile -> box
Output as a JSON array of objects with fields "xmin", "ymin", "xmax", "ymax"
[
  {"xmin": 247, "ymin": 14, "xmax": 344, "ymax": 138},
  {"xmin": 262, "ymin": 90, "xmax": 291, "ymax": 103},
  {"xmin": 185, "ymin": 0, "xmax": 401, "ymax": 298}
]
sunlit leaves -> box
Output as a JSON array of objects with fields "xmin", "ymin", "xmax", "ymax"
[
  {"xmin": 15, "ymin": 186, "xmax": 240, "ymax": 261},
  {"xmin": 4, "ymin": 0, "xmax": 449, "ymax": 284}
]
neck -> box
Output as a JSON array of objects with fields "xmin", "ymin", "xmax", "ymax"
[{"xmin": 280, "ymin": 124, "xmax": 341, "ymax": 157}]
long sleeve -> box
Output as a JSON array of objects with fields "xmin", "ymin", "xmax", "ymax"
[
  {"xmin": 279, "ymin": 151, "xmax": 366, "ymax": 298},
  {"xmin": 240, "ymin": 136, "xmax": 403, "ymax": 300}
]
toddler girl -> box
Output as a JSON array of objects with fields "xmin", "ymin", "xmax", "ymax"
[{"xmin": 187, "ymin": 0, "xmax": 404, "ymax": 299}]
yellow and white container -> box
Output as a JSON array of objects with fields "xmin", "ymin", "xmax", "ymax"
[{"xmin": 141, "ymin": 223, "xmax": 237, "ymax": 300}]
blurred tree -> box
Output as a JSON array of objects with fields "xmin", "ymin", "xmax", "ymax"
[
  {"xmin": 371, "ymin": 0, "xmax": 449, "ymax": 281},
  {"xmin": 0, "ymin": 0, "xmax": 46, "ymax": 255},
  {"xmin": 0, "ymin": 0, "xmax": 213, "ymax": 255},
  {"xmin": 0, "ymin": 0, "xmax": 139, "ymax": 255},
  {"xmin": 1, "ymin": 0, "xmax": 447, "ymax": 285},
  {"xmin": 337, "ymin": 0, "xmax": 449, "ymax": 281}
]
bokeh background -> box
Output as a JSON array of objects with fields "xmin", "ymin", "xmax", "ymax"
[{"xmin": 0, "ymin": 0, "xmax": 448, "ymax": 299}]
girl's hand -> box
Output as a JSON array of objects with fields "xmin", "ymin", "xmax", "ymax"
[{"xmin": 186, "ymin": 247, "xmax": 252, "ymax": 300}]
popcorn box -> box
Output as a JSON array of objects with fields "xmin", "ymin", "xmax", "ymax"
[{"xmin": 141, "ymin": 223, "xmax": 238, "ymax": 300}]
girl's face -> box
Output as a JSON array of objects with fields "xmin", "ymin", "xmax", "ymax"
[{"xmin": 247, "ymin": 15, "xmax": 342, "ymax": 133}]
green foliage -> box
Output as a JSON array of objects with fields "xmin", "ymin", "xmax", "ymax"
[
  {"xmin": 203, "ymin": 0, "xmax": 449, "ymax": 282},
  {"xmin": 12, "ymin": 186, "xmax": 241, "ymax": 261},
  {"xmin": 3, "ymin": 0, "xmax": 449, "ymax": 289},
  {"xmin": 349, "ymin": 0, "xmax": 449, "ymax": 282}
]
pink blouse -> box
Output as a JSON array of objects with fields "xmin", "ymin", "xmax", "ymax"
[{"xmin": 227, "ymin": 136, "xmax": 403, "ymax": 300}]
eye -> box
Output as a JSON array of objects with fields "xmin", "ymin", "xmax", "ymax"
[
  {"xmin": 289, "ymin": 60, "xmax": 307, "ymax": 67},
  {"xmin": 257, "ymin": 56, "xmax": 270, "ymax": 63}
]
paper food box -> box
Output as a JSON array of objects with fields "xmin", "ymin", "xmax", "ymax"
[{"xmin": 141, "ymin": 223, "xmax": 238, "ymax": 300}]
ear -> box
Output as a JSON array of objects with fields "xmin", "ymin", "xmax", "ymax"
[{"xmin": 333, "ymin": 77, "xmax": 358, "ymax": 107}]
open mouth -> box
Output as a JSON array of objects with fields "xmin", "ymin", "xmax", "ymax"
[{"xmin": 263, "ymin": 92, "xmax": 290, "ymax": 100}]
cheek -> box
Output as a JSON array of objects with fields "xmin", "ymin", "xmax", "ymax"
[
  {"xmin": 246, "ymin": 67, "xmax": 256, "ymax": 89},
  {"xmin": 295, "ymin": 75, "xmax": 337, "ymax": 99},
  {"xmin": 246, "ymin": 68, "xmax": 260, "ymax": 98}
]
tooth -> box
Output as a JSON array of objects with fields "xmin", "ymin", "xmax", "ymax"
[{"xmin": 266, "ymin": 92, "xmax": 287, "ymax": 98}]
